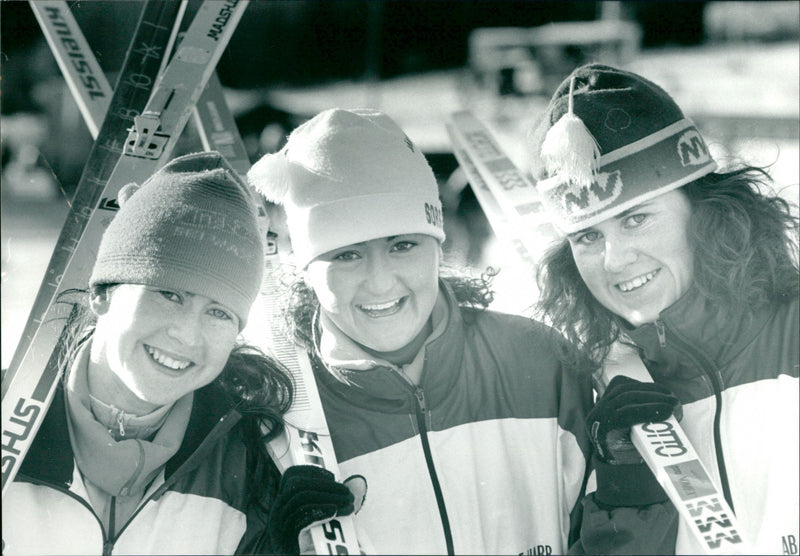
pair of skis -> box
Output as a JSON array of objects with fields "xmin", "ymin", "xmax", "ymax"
[
  {"xmin": 4, "ymin": 3, "xmax": 361, "ymax": 554},
  {"xmin": 446, "ymin": 110, "xmax": 748, "ymax": 555}
]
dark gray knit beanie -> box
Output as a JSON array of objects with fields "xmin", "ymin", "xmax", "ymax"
[{"xmin": 90, "ymin": 151, "xmax": 265, "ymax": 328}]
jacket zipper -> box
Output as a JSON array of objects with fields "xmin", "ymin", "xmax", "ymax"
[
  {"xmin": 18, "ymin": 409, "xmax": 240, "ymax": 554},
  {"xmin": 104, "ymin": 497, "xmax": 117, "ymax": 556},
  {"xmin": 24, "ymin": 461, "xmax": 197, "ymax": 554},
  {"xmin": 23, "ymin": 477, "xmax": 112, "ymax": 552},
  {"xmin": 654, "ymin": 319, "xmax": 735, "ymax": 512},
  {"xmin": 413, "ymin": 386, "xmax": 455, "ymax": 555}
]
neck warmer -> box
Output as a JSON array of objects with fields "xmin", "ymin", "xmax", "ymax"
[
  {"xmin": 65, "ymin": 342, "xmax": 193, "ymax": 497},
  {"xmin": 316, "ymin": 286, "xmax": 450, "ymax": 384}
]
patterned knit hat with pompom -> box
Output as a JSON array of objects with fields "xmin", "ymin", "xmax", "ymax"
[
  {"xmin": 247, "ymin": 108, "xmax": 445, "ymax": 268},
  {"xmin": 90, "ymin": 151, "xmax": 265, "ymax": 329},
  {"xmin": 528, "ymin": 63, "xmax": 717, "ymax": 234}
]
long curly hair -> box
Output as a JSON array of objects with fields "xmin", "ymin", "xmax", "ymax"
[
  {"xmin": 56, "ymin": 286, "xmax": 293, "ymax": 440},
  {"xmin": 536, "ymin": 166, "xmax": 799, "ymax": 365},
  {"xmin": 278, "ymin": 265, "xmax": 497, "ymax": 351}
]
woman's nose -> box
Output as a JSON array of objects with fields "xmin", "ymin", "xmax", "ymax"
[
  {"xmin": 603, "ymin": 238, "xmax": 638, "ymax": 273},
  {"xmin": 364, "ymin": 252, "xmax": 395, "ymax": 294},
  {"xmin": 166, "ymin": 314, "xmax": 202, "ymax": 346}
]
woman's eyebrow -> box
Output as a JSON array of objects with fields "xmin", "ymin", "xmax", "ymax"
[{"xmin": 615, "ymin": 201, "xmax": 653, "ymax": 220}]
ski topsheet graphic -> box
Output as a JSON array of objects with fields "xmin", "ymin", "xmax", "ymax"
[
  {"xmin": 447, "ymin": 110, "xmax": 749, "ymax": 555},
  {"xmin": 598, "ymin": 344, "xmax": 749, "ymax": 555},
  {"xmin": 447, "ymin": 110, "xmax": 558, "ymax": 265},
  {"xmin": 2, "ymin": 0, "xmax": 249, "ymax": 494},
  {"xmin": 29, "ymin": 0, "xmax": 187, "ymax": 139}
]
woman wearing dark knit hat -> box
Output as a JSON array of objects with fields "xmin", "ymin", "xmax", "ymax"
[
  {"xmin": 247, "ymin": 108, "xmax": 595, "ymax": 554},
  {"xmin": 3, "ymin": 151, "xmax": 358, "ymax": 555},
  {"xmin": 531, "ymin": 64, "xmax": 799, "ymax": 554}
]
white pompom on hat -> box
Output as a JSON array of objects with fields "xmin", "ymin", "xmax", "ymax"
[
  {"xmin": 248, "ymin": 108, "xmax": 445, "ymax": 268},
  {"xmin": 529, "ymin": 64, "xmax": 717, "ymax": 234}
]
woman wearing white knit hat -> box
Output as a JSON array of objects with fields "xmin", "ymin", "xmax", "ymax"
[
  {"xmin": 3, "ymin": 151, "xmax": 359, "ymax": 555},
  {"xmin": 248, "ymin": 108, "xmax": 595, "ymax": 554}
]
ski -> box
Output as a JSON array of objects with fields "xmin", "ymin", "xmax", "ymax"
[
  {"xmin": 2, "ymin": 0, "xmax": 249, "ymax": 493},
  {"xmin": 447, "ymin": 110, "xmax": 749, "ymax": 554},
  {"xmin": 5, "ymin": 0, "xmax": 184, "ymax": 388},
  {"xmin": 19, "ymin": 5, "xmax": 362, "ymax": 551},
  {"xmin": 446, "ymin": 124, "xmax": 539, "ymax": 273},
  {"xmin": 447, "ymin": 110, "xmax": 558, "ymax": 264},
  {"xmin": 29, "ymin": 0, "xmax": 187, "ymax": 140},
  {"xmin": 193, "ymin": 73, "xmax": 251, "ymax": 175},
  {"xmin": 192, "ymin": 74, "xmax": 364, "ymax": 555},
  {"xmin": 599, "ymin": 344, "xmax": 749, "ymax": 554},
  {"xmin": 250, "ymin": 249, "xmax": 364, "ymax": 555},
  {"xmin": 29, "ymin": 0, "xmax": 116, "ymax": 138}
]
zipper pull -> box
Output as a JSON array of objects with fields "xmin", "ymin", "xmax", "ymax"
[
  {"xmin": 655, "ymin": 319, "xmax": 667, "ymax": 348},
  {"xmin": 116, "ymin": 410, "xmax": 126, "ymax": 437},
  {"xmin": 414, "ymin": 387, "xmax": 427, "ymax": 412}
]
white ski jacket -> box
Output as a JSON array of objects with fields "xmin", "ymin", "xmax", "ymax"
[
  {"xmin": 308, "ymin": 281, "xmax": 594, "ymax": 555},
  {"xmin": 578, "ymin": 289, "xmax": 799, "ymax": 555}
]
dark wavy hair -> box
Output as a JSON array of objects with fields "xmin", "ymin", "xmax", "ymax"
[
  {"xmin": 56, "ymin": 286, "xmax": 293, "ymax": 439},
  {"xmin": 536, "ymin": 166, "xmax": 799, "ymax": 365},
  {"xmin": 278, "ymin": 265, "xmax": 497, "ymax": 350}
]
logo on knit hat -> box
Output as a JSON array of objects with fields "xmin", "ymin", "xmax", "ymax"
[
  {"xmin": 677, "ymin": 130, "xmax": 712, "ymax": 167},
  {"xmin": 548, "ymin": 169, "xmax": 623, "ymax": 214},
  {"xmin": 425, "ymin": 202, "xmax": 444, "ymax": 228}
]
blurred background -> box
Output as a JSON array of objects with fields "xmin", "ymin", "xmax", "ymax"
[{"xmin": 2, "ymin": 0, "xmax": 799, "ymax": 368}]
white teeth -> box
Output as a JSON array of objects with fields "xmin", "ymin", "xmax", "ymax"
[
  {"xmin": 357, "ymin": 298, "xmax": 403, "ymax": 317},
  {"xmin": 617, "ymin": 271, "xmax": 658, "ymax": 293},
  {"xmin": 359, "ymin": 299, "xmax": 400, "ymax": 311},
  {"xmin": 146, "ymin": 346, "xmax": 191, "ymax": 370}
]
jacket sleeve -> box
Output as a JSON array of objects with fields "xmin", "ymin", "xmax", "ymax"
[
  {"xmin": 569, "ymin": 457, "xmax": 679, "ymax": 555},
  {"xmin": 570, "ymin": 494, "xmax": 679, "ymax": 555},
  {"xmin": 235, "ymin": 422, "xmax": 281, "ymax": 555}
]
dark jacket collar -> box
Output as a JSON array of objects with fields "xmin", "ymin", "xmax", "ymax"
[
  {"xmin": 312, "ymin": 280, "xmax": 466, "ymax": 413},
  {"xmin": 19, "ymin": 379, "xmax": 239, "ymax": 488},
  {"xmin": 623, "ymin": 285, "xmax": 775, "ymax": 381}
]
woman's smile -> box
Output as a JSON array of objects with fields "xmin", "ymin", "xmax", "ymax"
[
  {"xmin": 614, "ymin": 269, "xmax": 661, "ymax": 293},
  {"xmin": 144, "ymin": 344, "xmax": 194, "ymax": 372},
  {"xmin": 356, "ymin": 296, "xmax": 407, "ymax": 318}
]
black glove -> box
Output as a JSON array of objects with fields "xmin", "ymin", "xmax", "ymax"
[
  {"xmin": 268, "ymin": 465, "xmax": 356, "ymax": 554},
  {"xmin": 587, "ymin": 375, "xmax": 681, "ymax": 464}
]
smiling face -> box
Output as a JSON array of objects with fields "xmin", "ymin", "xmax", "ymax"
[
  {"xmin": 89, "ymin": 284, "xmax": 240, "ymax": 414},
  {"xmin": 305, "ymin": 234, "xmax": 440, "ymax": 354},
  {"xmin": 567, "ymin": 189, "xmax": 695, "ymax": 327}
]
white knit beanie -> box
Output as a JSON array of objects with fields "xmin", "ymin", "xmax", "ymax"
[{"xmin": 247, "ymin": 108, "xmax": 445, "ymax": 268}]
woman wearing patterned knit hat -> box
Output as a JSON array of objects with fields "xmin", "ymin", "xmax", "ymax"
[
  {"xmin": 3, "ymin": 151, "xmax": 358, "ymax": 555},
  {"xmin": 248, "ymin": 108, "xmax": 594, "ymax": 555},
  {"xmin": 531, "ymin": 64, "xmax": 799, "ymax": 554}
]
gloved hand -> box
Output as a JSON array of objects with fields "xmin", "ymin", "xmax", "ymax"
[
  {"xmin": 268, "ymin": 465, "xmax": 362, "ymax": 555},
  {"xmin": 587, "ymin": 375, "xmax": 681, "ymax": 465}
]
